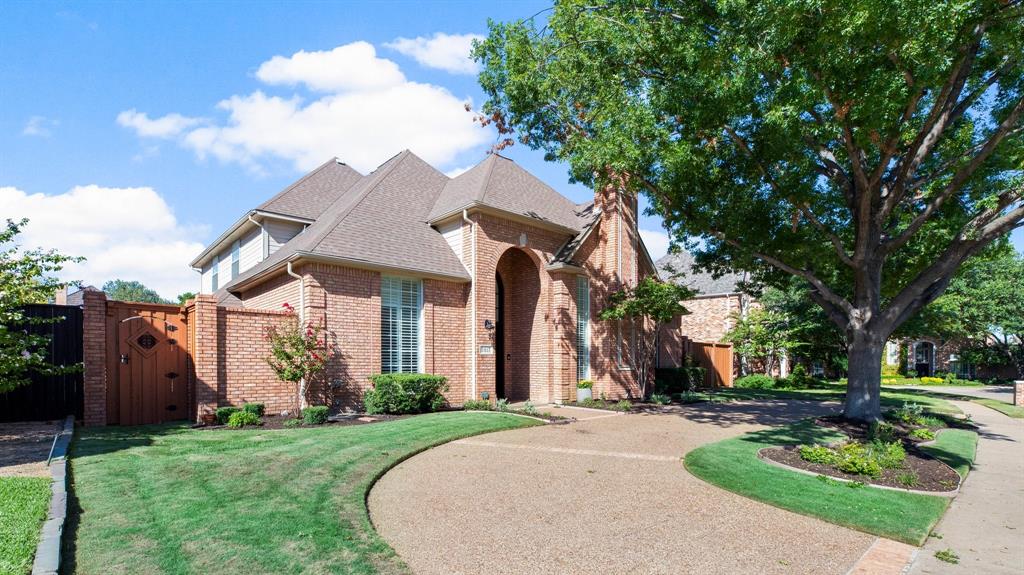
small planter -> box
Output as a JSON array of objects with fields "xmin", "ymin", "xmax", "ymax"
[{"xmin": 577, "ymin": 387, "xmax": 592, "ymax": 402}]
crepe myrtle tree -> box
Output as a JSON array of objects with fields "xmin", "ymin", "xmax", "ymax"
[
  {"xmin": 599, "ymin": 276, "xmax": 692, "ymax": 398},
  {"xmin": 265, "ymin": 302, "xmax": 331, "ymax": 414},
  {"xmin": 0, "ymin": 218, "xmax": 83, "ymax": 393},
  {"xmin": 475, "ymin": 0, "xmax": 1024, "ymax": 421}
]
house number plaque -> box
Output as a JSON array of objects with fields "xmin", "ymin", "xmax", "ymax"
[{"xmin": 479, "ymin": 345, "xmax": 494, "ymax": 355}]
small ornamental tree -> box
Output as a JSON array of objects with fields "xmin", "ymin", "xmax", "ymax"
[
  {"xmin": 723, "ymin": 307, "xmax": 806, "ymax": 376},
  {"xmin": 265, "ymin": 303, "xmax": 331, "ymax": 414},
  {"xmin": 599, "ymin": 276, "xmax": 693, "ymax": 398},
  {"xmin": 0, "ymin": 218, "xmax": 83, "ymax": 393}
]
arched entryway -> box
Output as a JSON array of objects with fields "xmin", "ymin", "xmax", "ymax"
[{"xmin": 494, "ymin": 248, "xmax": 542, "ymax": 402}]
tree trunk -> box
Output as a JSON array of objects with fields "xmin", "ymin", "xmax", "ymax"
[{"xmin": 843, "ymin": 331, "xmax": 884, "ymax": 421}]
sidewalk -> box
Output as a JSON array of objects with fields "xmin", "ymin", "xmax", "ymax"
[{"xmin": 909, "ymin": 400, "xmax": 1024, "ymax": 574}]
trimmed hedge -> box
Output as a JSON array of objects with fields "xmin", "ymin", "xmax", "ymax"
[
  {"xmin": 214, "ymin": 407, "xmax": 240, "ymax": 425},
  {"xmin": 242, "ymin": 403, "xmax": 265, "ymax": 417},
  {"xmin": 302, "ymin": 405, "xmax": 329, "ymax": 425},
  {"xmin": 363, "ymin": 373, "xmax": 449, "ymax": 414},
  {"xmin": 734, "ymin": 374, "xmax": 775, "ymax": 389},
  {"xmin": 655, "ymin": 366, "xmax": 707, "ymax": 393}
]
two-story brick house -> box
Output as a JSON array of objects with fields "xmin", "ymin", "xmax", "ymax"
[{"xmin": 188, "ymin": 150, "xmax": 655, "ymax": 416}]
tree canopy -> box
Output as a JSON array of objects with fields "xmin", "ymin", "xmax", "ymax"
[
  {"xmin": 102, "ymin": 279, "xmax": 168, "ymax": 304},
  {"xmin": 476, "ymin": 0, "xmax": 1023, "ymax": 420}
]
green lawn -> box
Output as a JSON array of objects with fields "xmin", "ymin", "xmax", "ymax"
[
  {"xmin": 68, "ymin": 412, "xmax": 538, "ymax": 575},
  {"xmin": 685, "ymin": 421, "xmax": 977, "ymax": 546},
  {"xmin": 0, "ymin": 476, "xmax": 51, "ymax": 575}
]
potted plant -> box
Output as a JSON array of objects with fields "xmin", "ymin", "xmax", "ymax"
[{"xmin": 577, "ymin": 380, "xmax": 594, "ymax": 402}]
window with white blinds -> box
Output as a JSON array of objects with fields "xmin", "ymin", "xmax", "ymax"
[
  {"xmin": 576, "ymin": 276, "xmax": 590, "ymax": 380},
  {"xmin": 381, "ymin": 276, "xmax": 422, "ymax": 373}
]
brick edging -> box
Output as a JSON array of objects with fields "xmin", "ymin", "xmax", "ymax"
[{"xmin": 32, "ymin": 416, "xmax": 74, "ymax": 575}]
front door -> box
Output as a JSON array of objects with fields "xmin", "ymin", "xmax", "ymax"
[
  {"xmin": 914, "ymin": 342, "xmax": 934, "ymax": 378},
  {"xmin": 494, "ymin": 273, "xmax": 505, "ymax": 399}
]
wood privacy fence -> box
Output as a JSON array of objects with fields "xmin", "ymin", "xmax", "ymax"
[
  {"xmin": 0, "ymin": 304, "xmax": 84, "ymax": 422},
  {"xmin": 689, "ymin": 341, "xmax": 734, "ymax": 388}
]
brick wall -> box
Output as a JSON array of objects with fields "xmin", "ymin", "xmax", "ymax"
[
  {"xmin": 82, "ymin": 290, "xmax": 107, "ymax": 426},
  {"xmin": 423, "ymin": 278, "xmax": 470, "ymax": 405},
  {"xmin": 217, "ymin": 306, "xmax": 294, "ymax": 413},
  {"xmin": 241, "ymin": 270, "xmax": 300, "ymax": 311}
]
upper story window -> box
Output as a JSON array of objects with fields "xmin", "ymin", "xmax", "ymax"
[
  {"xmin": 381, "ymin": 276, "xmax": 422, "ymax": 373},
  {"xmin": 231, "ymin": 240, "xmax": 240, "ymax": 279},
  {"xmin": 211, "ymin": 254, "xmax": 219, "ymax": 291}
]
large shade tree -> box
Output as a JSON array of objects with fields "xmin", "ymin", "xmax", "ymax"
[{"xmin": 475, "ymin": 0, "xmax": 1024, "ymax": 420}]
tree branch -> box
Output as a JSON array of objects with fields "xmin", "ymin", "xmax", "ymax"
[{"xmin": 884, "ymin": 97, "xmax": 1024, "ymax": 253}]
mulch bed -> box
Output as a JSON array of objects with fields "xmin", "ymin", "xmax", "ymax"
[
  {"xmin": 198, "ymin": 413, "xmax": 406, "ymax": 431},
  {"xmin": 760, "ymin": 444, "xmax": 961, "ymax": 492},
  {"xmin": 758, "ymin": 415, "xmax": 966, "ymax": 493}
]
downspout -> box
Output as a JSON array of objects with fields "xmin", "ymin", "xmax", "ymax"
[
  {"xmin": 463, "ymin": 209, "xmax": 477, "ymax": 400},
  {"xmin": 286, "ymin": 261, "xmax": 306, "ymax": 409}
]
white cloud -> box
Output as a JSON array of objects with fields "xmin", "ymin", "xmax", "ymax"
[
  {"xmin": 444, "ymin": 165, "xmax": 474, "ymax": 178},
  {"xmin": 119, "ymin": 41, "xmax": 490, "ymax": 174},
  {"xmin": 22, "ymin": 116, "xmax": 59, "ymax": 137},
  {"xmin": 0, "ymin": 185, "xmax": 205, "ymax": 300},
  {"xmin": 639, "ymin": 228, "xmax": 670, "ymax": 261},
  {"xmin": 116, "ymin": 109, "xmax": 204, "ymax": 139},
  {"xmin": 255, "ymin": 42, "xmax": 406, "ymax": 92},
  {"xmin": 385, "ymin": 33, "xmax": 483, "ymax": 75}
]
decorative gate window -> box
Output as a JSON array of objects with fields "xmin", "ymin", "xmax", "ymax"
[{"xmin": 381, "ymin": 276, "xmax": 422, "ymax": 373}]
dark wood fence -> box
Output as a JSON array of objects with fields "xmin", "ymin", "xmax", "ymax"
[{"xmin": 0, "ymin": 304, "xmax": 84, "ymax": 422}]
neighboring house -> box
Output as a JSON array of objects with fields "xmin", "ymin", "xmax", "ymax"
[
  {"xmin": 188, "ymin": 150, "xmax": 655, "ymax": 414},
  {"xmin": 884, "ymin": 337, "xmax": 1015, "ymax": 380}
]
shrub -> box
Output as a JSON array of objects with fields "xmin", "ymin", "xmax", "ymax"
[
  {"xmin": 835, "ymin": 443, "xmax": 882, "ymax": 478},
  {"xmin": 578, "ymin": 397, "xmax": 599, "ymax": 408},
  {"xmin": 227, "ymin": 410, "xmax": 261, "ymax": 428},
  {"xmin": 613, "ymin": 400, "xmax": 633, "ymax": 412},
  {"xmin": 242, "ymin": 403, "xmax": 265, "ymax": 417},
  {"xmin": 869, "ymin": 440, "xmax": 907, "ymax": 469},
  {"xmin": 577, "ymin": 380, "xmax": 594, "ymax": 389},
  {"xmin": 887, "ymin": 402, "xmax": 925, "ymax": 426},
  {"xmin": 921, "ymin": 376, "xmax": 944, "ymax": 384},
  {"xmin": 363, "ymin": 373, "xmax": 449, "ymax": 414},
  {"xmin": 781, "ymin": 364, "xmax": 815, "ymax": 389},
  {"xmin": 214, "ymin": 407, "xmax": 240, "ymax": 425},
  {"xmin": 302, "ymin": 405, "xmax": 329, "ymax": 425},
  {"xmin": 799, "ymin": 444, "xmax": 839, "ymax": 466},
  {"xmin": 283, "ymin": 418, "xmax": 303, "ymax": 427},
  {"xmin": 734, "ymin": 374, "xmax": 775, "ymax": 389},
  {"xmin": 521, "ymin": 401, "xmax": 539, "ymax": 416},
  {"xmin": 654, "ymin": 368, "xmax": 686, "ymax": 393},
  {"xmin": 463, "ymin": 399, "xmax": 492, "ymax": 411},
  {"xmin": 869, "ymin": 421, "xmax": 899, "ymax": 443},
  {"xmin": 650, "ymin": 393, "xmax": 671, "ymax": 405},
  {"xmin": 495, "ymin": 398, "xmax": 510, "ymax": 412},
  {"xmin": 910, "ymin": 427, "xmax": 936, "ymax": 441}
]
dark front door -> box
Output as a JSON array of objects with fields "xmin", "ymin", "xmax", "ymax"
[
  {"xmin": 495, "ymin": 273, "xmax": 505, "ymax": 399},
  {"xmin": 914, "ymin": 342, "xmax": 934, "ymax": 378}
]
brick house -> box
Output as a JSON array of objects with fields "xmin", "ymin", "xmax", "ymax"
[{"xmin": 183, "ymin": 150, "xmax": 656, "ymax": 420}]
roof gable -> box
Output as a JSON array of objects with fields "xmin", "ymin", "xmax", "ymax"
[
  {"xmin": 257, "ymin": 158, "xmax": 363, "ymax": 220},
  {"xmin": 429, "ymin": 154, "xmax": 590, "ymax": 231}
]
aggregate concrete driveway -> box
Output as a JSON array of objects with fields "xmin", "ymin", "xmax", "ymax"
[{"xmin": 368, "ymin": 400, "xmax": 876, "ymax": 575}]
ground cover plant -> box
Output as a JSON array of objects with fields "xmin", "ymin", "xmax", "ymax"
[
  {"xmin": 0, "ymin": 476, "xmax": 50, "ymax": 575},
  {"xmin": 67, "ymin": 412, "xmax": 537, "ymax": 574},
  {"xmin": 685, "ymin": 416, "xmax": 977, "ymax": 545},
  {"xmin": 570, "ymin": 398, "xmax": 634, "ymax": 412}
]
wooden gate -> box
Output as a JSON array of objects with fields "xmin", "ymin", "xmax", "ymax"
[
  {"xmin": 106, "ymin": 302, "xmax": 188, "ymax": 425},
  {"xmin": 690, "ymin": 341, "xmax": 734, "ymax": 388}
]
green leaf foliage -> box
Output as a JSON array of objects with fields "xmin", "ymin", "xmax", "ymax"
[{"xmin": 102, "ymin": 279, "xmax": 169, "ymax": 304}]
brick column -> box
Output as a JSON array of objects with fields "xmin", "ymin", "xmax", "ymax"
[
  {"xmin": 193, "ymin": 295, "xmax": 220, "ymax": 424},
  {"xmin": 1015, "ymin": 381, "xmax": 1024, "ymax": 407},
  {"xmin": 82, "ymin": 290, "xmax": 107, "ymax": 426}
]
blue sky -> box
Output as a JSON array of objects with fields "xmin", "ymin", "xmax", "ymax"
[{"xmin": 1, "ymin": 1, "xmax": 1020, "ymax": 299}]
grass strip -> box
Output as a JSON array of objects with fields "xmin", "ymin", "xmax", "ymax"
[
  {"xmin": 968, "ymin": 398, "xmax": 1024, "ymax": 419},
  {"xmin": 69, "ymin": 412, "xmax": 538, "ymax": 575},
  {"xmin": 684, "ymin": 420, "xmax": 976, "ymax": 546},
  {"xmin": 0, "ymin": 476, "xmax": 51, "ymax": 575}
]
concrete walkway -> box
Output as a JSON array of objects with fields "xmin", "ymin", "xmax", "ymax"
[
  {"xmin": 909, "ymin": 400, "xmax": 1024, "ymax": 575},
  {"xmin": 369, "ymin": 399, "xmax": 877, "ymax": 575}
]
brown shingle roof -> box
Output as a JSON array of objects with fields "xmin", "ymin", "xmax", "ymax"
[
  {"xmin": 657, "ymin": 251, "xmax": 745, "ymax": 296},
  {"xmin": 224, "ymin": 151, "xmax": 470, "ymax": 293},
  {"xmin": 257, "ymin": 158, "xmax": 363, "ymax": 220},
  {"xmin": 428, "ymin": 154, "xmax": 590, "ymax": 231}
]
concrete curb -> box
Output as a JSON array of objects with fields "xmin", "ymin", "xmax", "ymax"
[{"xmin": 32, "ymin": 416, "xmax": 74, "ymax": 575}]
